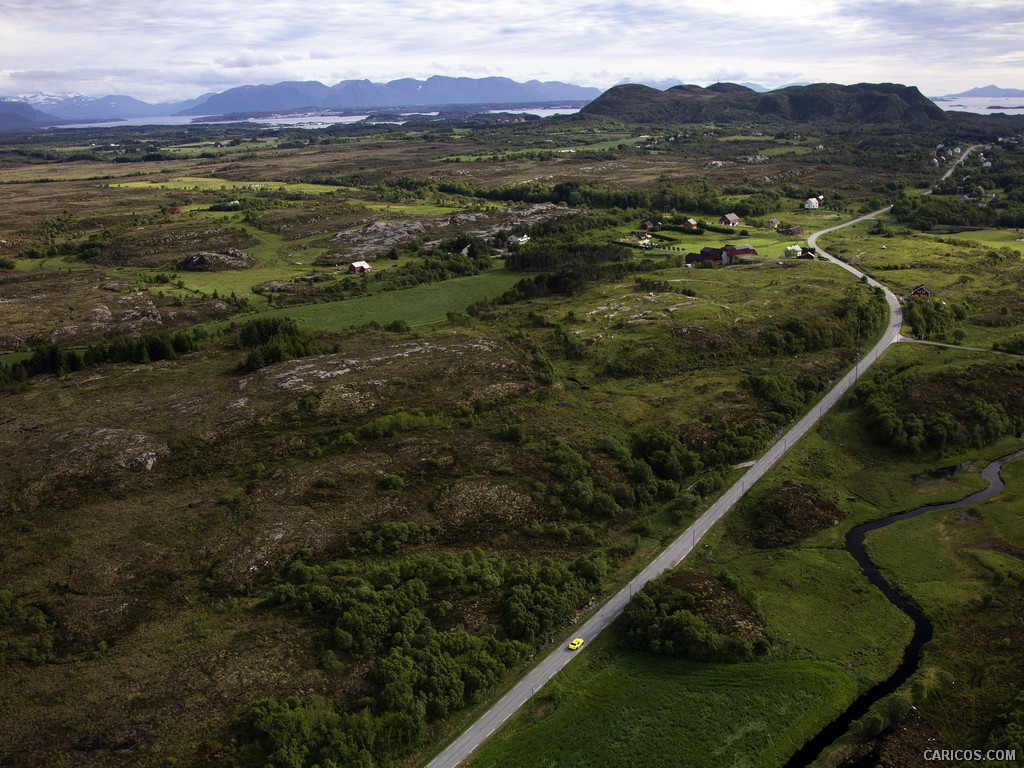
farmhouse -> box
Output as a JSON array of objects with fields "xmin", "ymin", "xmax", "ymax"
[
  {"xmin": 804, "ymin": 195, "xmax": 825, "ymax": 210},
  {"xmin": 507, "ymin": 234, "xmax": 531, "ymax": 247},
  {"xmin": 722, "ymin": 244, "xmax": 758, "ymax": 258},
  {"xmin": 683, "ymin": 218, "xmax": 699, "ymax": 229},
  {"xmin": 719, "ymin": 213, "xmax": 740, "ymax": 227},
  {"xmin": 911, "ymin": 284, "xmax": 932, "ymax": 297},
  {"xmin": 348, "ymin": 261, "xmax": 373, "ymax": 274},
  {"xmin": 686, "ymin": 247, "xmax": 741, "ymax": 266},
  {"xmin": 686, "ymin": 248, "xmax": 721, "ymax": 265},
  {"xmin": 685, "ymin": 252, "xmax": 716, "ymax": 265},
  {"xmin": 768, "ymin": 218, "xmax": 781, "ymax": 229}
]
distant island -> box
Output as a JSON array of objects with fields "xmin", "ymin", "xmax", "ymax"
[{"xmin": 939, "ymin": 85, "xmax": 1024, "ymax": 99}]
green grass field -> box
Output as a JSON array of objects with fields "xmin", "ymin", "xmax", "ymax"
[
  {"xmin": 942, "ymin": 228, "xmax": 1024, "ymax": 251},
  {"xmin": 223, "ymin": 268, "xmax": 523, "ymax": 330},
  {"xmin": 466, "ymin": 650, "xmax": 856, "ymax": 768}
]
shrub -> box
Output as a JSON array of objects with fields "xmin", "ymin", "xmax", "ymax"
[{"xmin": 378, "ymin": 474, "xmax": 405, "ymax": 492}]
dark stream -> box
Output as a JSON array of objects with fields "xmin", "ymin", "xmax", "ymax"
[{"xmin": 784, "ymin": 449, "xmax": 1024, "ymax": 767}]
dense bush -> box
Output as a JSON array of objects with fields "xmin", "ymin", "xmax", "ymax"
[
  {"xmin": 852, "ymin": 362, "xmax": 1024, "ymax": 454},
  {"xmin": 618, "ymin": 570, "xmax": 765, "ymax": 662},
  {"xmin": 233, "ymin": 697, "xmax": 374, "ymax": 768},
  {"xmin": 0, "ymin": 587, "xmax": 55, "ymax": 664},
  {"xmin": 243, "ymin": 547, "xmax": 605, "ymax": 765}
]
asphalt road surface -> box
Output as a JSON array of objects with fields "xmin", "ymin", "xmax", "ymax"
[{"xmin": 424, "ymin": 209, "xmax": 906, "ymax": 768}]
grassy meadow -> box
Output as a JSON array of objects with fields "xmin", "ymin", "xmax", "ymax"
[
  {"xmin": 467, "ymin": 649, "xmax": 855, "ymax": 768},
  {"xmin": 236, "ymin": 268, "xmax": 524, "ymax": 330}
]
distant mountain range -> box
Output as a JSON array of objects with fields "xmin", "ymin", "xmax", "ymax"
[
  {"xmin": 580, "ymin": 82, "xmax": 948, "ymax": 124},
  {"xmin": 178, "ymin": 76, "xmax": 601, "ymax": 116},
  {"xmin": 0, "ymin": 76, "xmax": 601, "ymax": 128},
  {"xmin": 2, "ymin": 79, "xmax": 1021, "ymax": 131}
]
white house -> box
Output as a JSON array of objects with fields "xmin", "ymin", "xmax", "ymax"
[{"xmin": 804, "ymin": 197, "xmax": 820, "ymax": 209}]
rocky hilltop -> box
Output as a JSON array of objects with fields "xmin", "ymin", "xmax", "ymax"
[{"xmin": 580, "ymin": 81, "xmax": 947, "ymax": 124}]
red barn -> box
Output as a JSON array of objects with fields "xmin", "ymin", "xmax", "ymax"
[
  {"xmin": 722, "ymin": 244, "xmax": 758, "ymax": 258},
  {"xmin": 348, "ymin": 261, "xmax": 373, "ymax": 274}
]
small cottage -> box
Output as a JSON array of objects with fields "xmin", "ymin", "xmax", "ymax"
[
  {"xmin": 719, "ymin": 213, "xmax": 740, "ymax": 227},
  {"xmin": 625, "ymin": 232, "xmax": 653, "ymax": 247},
  {"xmin": 911, "ymin": 284, "xmax": 932, "ymax": 297}
]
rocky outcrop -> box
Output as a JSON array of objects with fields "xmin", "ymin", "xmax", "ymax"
[{"xmin": 179, "ymin": 248, "xmax": 255, "ymax": 271}]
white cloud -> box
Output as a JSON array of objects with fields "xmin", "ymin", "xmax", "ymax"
[{"xmin": 0, "ymin": 0, "xmax": 1021, "ymax": 100}]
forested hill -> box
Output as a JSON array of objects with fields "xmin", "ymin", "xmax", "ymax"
[
  {"xmin": 0, "ymin": 101, "xmax": 60, "ymax": 130},
  {"xmin": 579, "ymin": 82, "xmax": 948, "ymax": 125}
]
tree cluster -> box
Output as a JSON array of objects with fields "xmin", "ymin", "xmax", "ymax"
[
  {"xmin": 238, "ymin": 547, "xmax": 605, "ymax": 766},
  {"xmin": 904, "ymin": 295, "xmax": 967, "ymax": 342},
  {"xmin": 1, "ymin": 330, "xmax": 197, "ymax": 384},
  {"xmin": 852, "ymin": 362, "xmax": 1024, "ymax": 454},
  {"xmin": 233, "ymin": 317, "xmax": 325, "ymax": 372},
  {"xmin": 618, "ymin": 570, "xmax": 765, "ymax": 662}
]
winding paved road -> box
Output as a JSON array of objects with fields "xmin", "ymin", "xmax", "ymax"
[
  {"xmin": 425, "ymin": 212, "xmax": 901, "ymax": 768},
  {"xmin": 424, "ymin": 148, "xmax": 984, "ymax": 768}
]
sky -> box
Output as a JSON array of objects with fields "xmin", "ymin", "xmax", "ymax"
[{"xmin": 1, "ymin": 0, "xmax": 1022, "ymax": 103}]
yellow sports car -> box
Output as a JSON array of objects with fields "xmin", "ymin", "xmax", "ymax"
[{"xmin": 568, "ymin": 638, "xmax": 584, "ymax": 650}]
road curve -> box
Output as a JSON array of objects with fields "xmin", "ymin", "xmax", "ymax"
[{"xmin": 424, "ymin": 212, "xmax": 903, "ymax": 768}]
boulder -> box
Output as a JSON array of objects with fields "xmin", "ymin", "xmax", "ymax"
[{"xmin": 179, "ymin": 248, "xmax": 255, "ymax": 271}]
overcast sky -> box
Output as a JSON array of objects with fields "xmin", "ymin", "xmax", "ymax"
[{"xmin": 2, "ymin": 0, "xmax": 1022, "ymax": 102}]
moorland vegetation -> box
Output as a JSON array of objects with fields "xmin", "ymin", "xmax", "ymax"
[{"xmin": 1, "ymin": 96, "xmax": 1024, "ymax": 768}]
